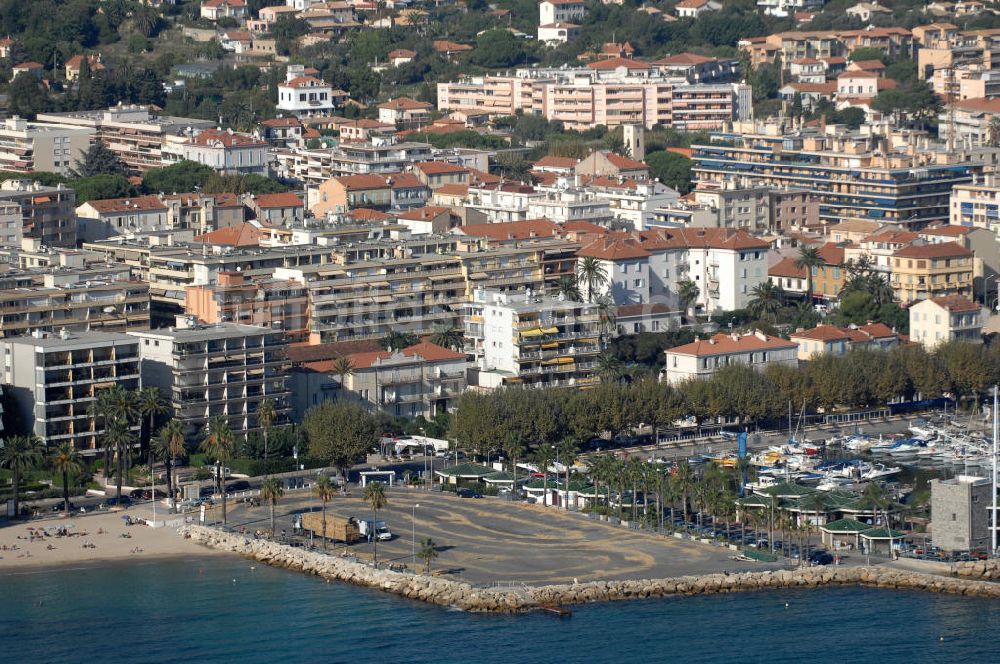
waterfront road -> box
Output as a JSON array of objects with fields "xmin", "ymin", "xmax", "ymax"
[{"xmin": 220, "ymin": 487, "xmax": 787, "ymax": 587}]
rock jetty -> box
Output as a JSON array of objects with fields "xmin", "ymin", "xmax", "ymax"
[
  {"xmin": 953, "ymin": 559, "xmax": 1000, "ymax": 581},
  {"xmin": 181, "ymin": 526, "xmax": 1000, "ymax": 613}
]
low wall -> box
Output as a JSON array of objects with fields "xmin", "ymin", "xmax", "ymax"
[{"xmin": 180, "ymin": 526, "xmax": 1000, "ymax": 613}]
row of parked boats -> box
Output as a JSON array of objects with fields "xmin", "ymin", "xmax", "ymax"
[{"xmin": 835, "ymin": 417, "xmax": 996, "ymax": 469}]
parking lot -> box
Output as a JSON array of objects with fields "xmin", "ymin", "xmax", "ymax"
[{"xmin": 219, "ymin": 485, "xmax": 787, "ymax": 586}]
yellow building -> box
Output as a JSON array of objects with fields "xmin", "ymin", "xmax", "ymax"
[{"xmin": 891, "ymin": 241, "xmax": 974, "ymax": 304}]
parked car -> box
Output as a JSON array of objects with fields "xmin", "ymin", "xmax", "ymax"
[
  {"xmin": 104, "ymin": 496, "xmax": 132, "ymax": 507},
  {"xmin": 226, "ymin": 480, "xmax": 250, "ymax": 492},
  {"xmin": 50, "ymin": 502, "xmax": 76, "ymax": 512},
  {"xmin": 456, "ymin": 488, "xmax": 482, "ymax": 499},
  {"xmin": 811, "ymin": 552, "xmax": 834, "ymax": 566}
]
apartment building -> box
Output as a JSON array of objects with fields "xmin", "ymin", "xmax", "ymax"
[
  {"xmin": 662, "ymin": 331, "xmax": 798, "ymax": 385},
  {"xmin": 692, "ymin": 122, "xmax": 979, "ymax": 228},
  {"xmin": 891, "ymin": 242, "xmax": 974, "ymax": 304},
  {"xmin": 437, "ymin": 67, "xmax": 751, "ymax": 130},
  {"xmin": 575, "ymin": 227, "xmax": 769, "ymax": 312},
  {"xmin": 311, "ymin": 173, "xmax": 430, "ymax": 217},
  {"xmin": 77, "ymin": 195, "xmax": 170, "ymax": 236},
  {"xmin": 276, "ymin": 138, "xmax": 434, "ymax": 184},
  {"xmin": 35, "ymin": 106, "xmax": 215, "ymax": 174},
  {"xmin": 0, "ymin": 330, "xmax": 140, "ymax": 453},
  {"xmin": 909, "ymin": 296, "xmax": 983, "ymax": 349},
  {"xmin": 938, "ymin": 98, "xmax": 1000, "ymax": 148},
  {"xmin": 739, "ymin": 28, "xmax": 914, "ymax": 69},
  {"xmin": 0, "ymin": 268, "xmax": 150, "ymax": 338},
  {"xmin": 277, "ymin": 65, "xmax": 335, "ymax": 117},
  {"xmin": 463, "ymin": 288, "xmax": 601, "ymax": 390},
  {"xmin": 173, "ymin": 129, "xmax": 268, "ymax": 176},
  {"xmin": 539, "ymin": 0, "xmax": 587, "ymax": 24},
  {"xmin": 328, "ymin": 341, "xmax": 468, "ymax": 418},
  {"xmin": 131, "ymin": 323, "xmax": 290, "ymax": 440},
  {"xmin": 0, "ymin": 201, "xmax": 22, "ymax": 248},
  {"xmin": 914, "ymin": 25, "xmax": 1000, "ymax": 81},
  {"xmin": 0, "ymin": 180, "xmax": 77, "ymax": 248},
  {"xmin": 185, "ymin": 271, "xmax": 310, "ymax": 342},
  {"xmin": 790, "ymin": 322, "xmax": 900, "ymax": 360},
  {"xmin": 0, "ymin": 117, "xmax": 93, "ymax": 176}
]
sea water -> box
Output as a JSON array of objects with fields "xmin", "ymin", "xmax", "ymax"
[{"xmin": 2, "ymin": 557, "xmax": 999, "ymax": 663}]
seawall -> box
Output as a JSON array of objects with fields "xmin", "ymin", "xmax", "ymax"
[{"xmin": 180, "ymin": 526, "xmax": 1000, "ymax": 612}]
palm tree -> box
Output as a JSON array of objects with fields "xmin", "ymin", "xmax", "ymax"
[
  {"xmin": 677, "ymin": 278, "xmax": 700, "ymax": 318},
  {"xmin": 672, "ymin": 462, "xmax": 695, "ymax": 528},
  {"xmin": 103, "ymin": 419, "xmax": 135, "ymax": 507},
  {"xmin": 88, "ymin": 387, "xmax": 120, "ymax": 482},
  {"xmin": 363, "ymin": 481, "xmax": 388, "ymax": 565},
  {"xmin": 747, "ymin": 281, "xmax": 783, "ymax": 322},
  {"xmin": 154, "ymin": 419, "xmax": 186, "ymax": 512},
  {"xmin": 429, "ymin": 326, "xmax": 464, "ymax": 352},
  {"xmin": 577, "ymin": 256, "xmax": 608, "ymax": 303},
  {"xmin": 795, "ymin": 246, "xmax": 823, "ymax": 303},
  {"xmin": 862, "ymin": 482, "xmax": 891, "ymax": 555},
  {"xmin": 596, "ymin": 353, "xmax": 624, "ymax": 384},
  {"xmin": 137, "ymin": 386, "xmax": 168, "ymax": 485},
  {"xmin": 313, "ymin": 476, "xmax": 336, "ymax": 550},
  {"xmin": 555, "ymin": 275, "xmax": 581, "ymax": 302},
  {"xmin": 533, "ymin": 443, "xmax": 556, "ymax": 507},
  {"xmin": 557, "ymin": 437, "xmax": 578, "ymax": 510},
  {"xmin": 200, "ymin": 415, "xmax": 235, "ymax": 525},
  {"xmin": 51, "ymin": 442, "xmax": 82, "ymax": 515},
  {"xmin": 0, "ymin": 435, "xmax": 43, "ymax": 518},
  {"xmin": 257, "ymin": 398, "xmax": 276, "ymax": 476},
  {"xmin": 330, "ymin": 356, "xmax": 355, "ymax": 398},
  {"xmin": 260, "ymin": 477, "xmax": 284, "ymax": 537},
  {"xmin": 502, "ymin": 433, "xmax": 525, "ymax": 499},
  {"xmin": 418, "ymin": 537, "xmax": 438, "ymax": 574},
  {"xmin": 595, "ymin": 294, "xmax": 617, "ymax": 337},
  {"xmin": 865, "ymin": 272, "xmax": 895, "ymax": 307}
]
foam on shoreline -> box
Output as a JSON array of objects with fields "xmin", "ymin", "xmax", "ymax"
[{"xmin": 180, "ymin": 525, "xmax": 1000, "ymax": 613}]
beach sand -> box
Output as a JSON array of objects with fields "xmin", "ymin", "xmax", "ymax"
[{"xmin": 0, "ymin": 505, "xmax": 224, "ymax": 571}]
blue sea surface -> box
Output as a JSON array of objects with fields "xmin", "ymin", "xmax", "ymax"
[{"xmin": 2, "ymin": 556, "xmax": 999, "ymax": 664}]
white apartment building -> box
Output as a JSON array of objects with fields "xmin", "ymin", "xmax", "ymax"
[
  {"xmin": 464, "ymin": 288, "xmax": 602, "ymax": 389},
  {"xmin": 277, "ymin": 66, "xmax": 335, "ymax": 117},
  {"xmin": 526, "ymin": 191, "xmax": 611, "ymax": 224},
  {"xmin": 951, "ymin": 174, "xmax": 1000, "ymax": 237},
  {"xmin": 576, "ymin": 228, "xmax": 770, "ymax": 311},
  {"xmin": 437, "ymin": 68, "xmax": 752, "ymax": 130},
  {"xmin": 662, "ymin": 331, "xmax": 798, "ymax": 385},
  {"xmin": 539, "ymin": 0, "xmax": 586, "ymax": 25},
  {"xmin": 576, "ymin": 178, "xmax": 679, "ymax": 229},
  {"xmin": 0, "ymin": 330, "xmax": 140, "ymax": 453},
  {"xmin": 169, "ymin": 128, "xmax": 268, "ymax": 175},
  {"xmin": 909, "ymin": 296, "xmax": 984, "ymax": 350},
  {"xmin": 465, "ymin": 184, "xmax": 543, "ymax": 222},
  {"xmin": 0, "ymin": 201, "xmax": 21, "ymax": 248},
  {"xmin": 130, "ymin": 322, "xmax": 290, "ymax": 440},
  {"xmin": 757, "ymin": 0, "xmax": 822, "ymax": 17},
  {"xmin": 0, "ymin": 117, "xmax": 94, "ymax": 176}
]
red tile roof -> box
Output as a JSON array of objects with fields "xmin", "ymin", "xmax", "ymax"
[
  {"xmin": 253, "ymin": 192, "xmax": 302, "ymax": 208},
  {"xmin": 84, "ymin": 195, "xmax": 167, "ymax": 214},
  {"xmin": 433, "ymin": 183, "xmax": 469, "ymax": 197},
  {"xmin": 192, "ymin": 222, "xmax": 262, "ymax": 247},
  {"xmin": 349, "ymin": 208, "xmax": 393, "ymax": 221},
  {"xmin": 919, "ymin": 225, "xmax": 973, "ymax": 237},
  {"xmin": 893, "ymin": 241, "xmax": 972, "ymax": 259},
  {"xmin": 190, "ymin": 129, "xmax": 266, "ymax": 148},
  {"xmin": 459, "ymin": 218, "xmax": 561, "ymax": 241},
  {"xmin": 577, "ymin": 234, "xmax": 650, "ymax": 260},
  {"xmin": 667, "ymin": 332, "xmax": 797, "ymax": 357},
  {"xmin": 316, "ymin": 340, "xmax": 465, "ymax": 370},
  {"xmin": 288, "ymin": 339, "xmax": 382, "ymax": 364},
  {"xmin": 379, "ymin": 97, "xmax": 432, "ymax": 111},
  {"xmin": 533, "ymin": 156, "xmax": 579, "ymax": 169},
  {"xmin": 603, "ymin": 152, "xmax": 648, "ymax": 170},
  {"xmin": 656, "ymin": 52, "xmax": 714, "ymax": 65},
  {"xmin": 415, "ymin": 161, "xmax": 468, "ymax": 175},
  {"xmin": 283, "ymin": 76, "xmax": 328, "ymax": 89},
  {"xmin": 768, "ymin": 257, "xmax": 808, "ymax": 279},
  {"xmin": 335, "ymin": 174, "xmax": 389, "ymax": 190},
  {"xmin": 791, "ymin": 324, "xmax": 851, "ymax": 342},
  {"xmin": 926, "ymin": 295, "xmax": 981, "ymax": 313},
  {"xmin": 817, "ymin": 242, "xmax": 845, "ymax": 265}
]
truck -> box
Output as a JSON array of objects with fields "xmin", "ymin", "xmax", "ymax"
[
  {"xmin": 358, "ymin": 519, "xmax": 392, "ymax": 542},
  {"xmin": 299, "ymin": 512, "xmax": 361, "ymax": 544}
]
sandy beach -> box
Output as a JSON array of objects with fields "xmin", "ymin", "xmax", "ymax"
[{"xmin": 0, "ymin": 505, "xmax": 224, "ymax": 571}]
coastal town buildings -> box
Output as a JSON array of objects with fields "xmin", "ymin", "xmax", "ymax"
[
  {"xmin": 662, "ymin": 331, "xmax": 798, "ymax": 385},
  {"xmin": 0, "ymin": 117, "xmax": 93, "ymax": 176},
  {"xmin": 0, "ymin": 330, "xmax": 141, "ymax": 453},
  {"xmin": 130, "ymin": 322, "xmax": 290, "ymax": 440},
  {"xmin": 908, "ymin": 296, "xmax": 984, "ymax": 349}
]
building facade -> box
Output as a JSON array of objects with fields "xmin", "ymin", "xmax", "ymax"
[
  {"xmin": 908, "ymin": 296, "xmax": 983, "ymax": 349},
  {"xmin": 931, "ymin": 475, "xmax": 992, "ymax": 553},
  {"xmin": 662, "ymin": 331, "xmax": 798, "ymax": 385}
]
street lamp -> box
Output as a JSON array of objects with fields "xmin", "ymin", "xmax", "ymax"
[{"xmin": 411, "ymin": 503, "xmax": 419, "ymax": 565}]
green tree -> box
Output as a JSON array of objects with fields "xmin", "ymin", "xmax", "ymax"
[
  {"xmin": 363, "ymin": 481, "xmax": 388, "ymax": 564},
  {"xmin": 577, "ymin": 256, "xmax": 609, "ymax": 302},
  {"xmin": 303, "ymin": 401, "xmax": 379, "ymax": 489},
  {"xmin": 429, "ymin": 326, "xmax": 464, "ymax": 352},
  {"xmin": 747, "ymin": 281, "xmax": 783, "ymax": 322},
  {"xmin": 313, "ymin": 475, "xmax": 336, "ymax": 550},
  {"xmin": 260, "ymin": 477, "xmax": 284, "ymax": 536},
  {"xmin": 677, "ymin": 278, "xmax": 700, "ymax": 317},
  {"xmin": 154, "ymin": 419, "xmax": 186, "ymax": 512},
  {"xmin": 379, "ymin": 331, "xmax": 419, "ymax": 351},
  {"xmin": 672, "ymin": 462, "xmax": 695, "ymax": 527},
  {"xmin": 596, "ymin": 353, "xmax": 625, "ymax": 384},
  {"xmin": 51, "ymin": 442, "xmax": 83, "ymax": 515},
  {"xmin": 330, "ymin": 356, "xmax": 355, "ymax": 398},
  {"xmin": 645, "ymin": 150, "xmax": 693, "ymax": 193},
  {"xmin": 418, "ymin": 537, "xmax": 438, "ymax": 573},
  {"xmin": 104, "ymin": 418, "xmax": 136, "ymax": 507},
  {"xmin": 471, "ymin": 29, "xmax": 529, "ymax": 68},
  {"xmin": 557, "ymin": 437, "xmax": 578, "ymax": 510},
  {"xmin": 554, "ymin": 275, "xmax": 581, "ymax": 302},
  {"xmin": 70, "ymin": 140, "xmax": 128, "ymax": 178},
  {"xmin": 795, "ymin": 246, "xmax": 822, "ymax": 301},
  {"xmin": 257, "ymin": 397, "xmax": 276, "ymax": 476},
  {"xmin": 137, "ymin": 386, "xmax": 168, "ymax": 487},
  {"xmin": 848, "ymin": 47, "xmax": 888, "ymax": 63},
  {"xmin": 141, "ymin": 161, "xmax": 215, "ymax": 194},
  {"xmin": 200, "ymin": 415, "xmax": 235, "ymax": 525},
  {"xmin": 0, "ymin": 435, "xmax": 43, "ymax": 518},
  {"xmin": 72, "ymin": 174, "xmax": 136, "ymax": 203}
]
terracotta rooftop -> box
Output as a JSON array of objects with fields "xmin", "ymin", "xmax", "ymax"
[
  {"xmin": 312, "ymin": 340, "xmax": 464, "ymax": 371},
  {"xmin": 253, "ymin": 192, "xmax": 303, "ymax": 208},
  {"xmin": 603, "ymin": 152, "xmax": 648, "ymax": 170},
  {"xmin": 893, "ymin": 241, "xmax": 972, "ymax": 259},
  {"xmin": 791, "ymin": 324, "xmax": 852, "ymax": 342},
  {"xmin": 192, "ymin": 222, "xmax": 262, "ymax": 247},
  {"xmin": 415, "ymin": 161, "xmax": 468, "ymax": 175},
  {"xmin": 925, "ymin": 295, "xmax": 981, "ymax": 313},
  {"xmin": 288, "ymin": 339, "xmax": 382, "ymax": 365},
  {"xmin": 667, "ymin": 332, "xmax": 797, "ymax": 357},
  {"xmin": 533, "ymin": 155, "xmax": 579, "ymax": 170},
  {"xmin": 768, "ymin": 256, "xmax": 808, "ymax": 279},
  {"xmin": 379, "ymin": 97, "xmax": 432, "ymax": 111},
  {"xmin": 459, "ymin": 218, "xmax": 561, "ymax": 241},
  {"xmin": 656, "ymin": 52, "xmax": 714, "ymax": 66},
  {"xmin": 83, "ymin": 195, "xmax": 167, "ymax": 214}
]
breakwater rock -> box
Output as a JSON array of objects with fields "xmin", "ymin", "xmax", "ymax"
[
  {"xmin": 953, "ymin": 559, "xmax": 1000, "ymax": 581},
  {"xmin": 180, "ymin": 526, "xmax": 1000, "ymax": 613}
]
